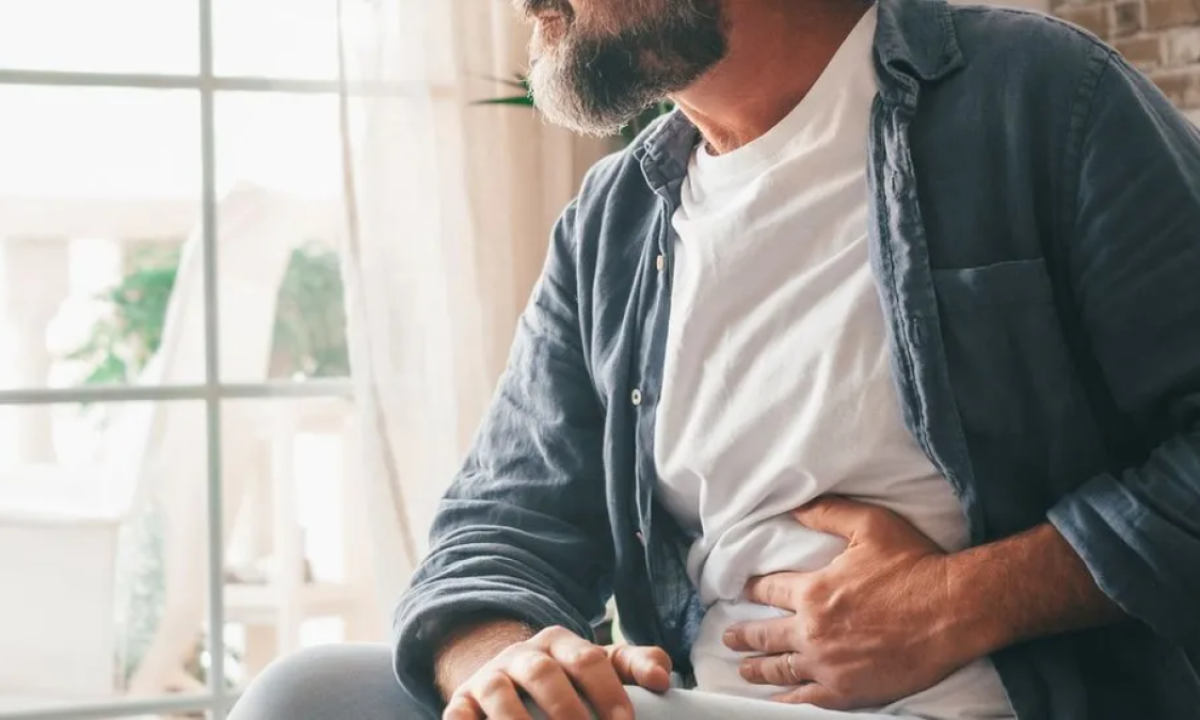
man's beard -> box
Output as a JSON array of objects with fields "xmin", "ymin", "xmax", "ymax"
[{"xmin": 524, "ymin": 0, "xmax": 727, "ymax": 137}]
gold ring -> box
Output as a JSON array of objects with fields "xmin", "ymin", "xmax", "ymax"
[{"xmin": 786, "ymin": 652, "xmax": 799, "ymax": 684}]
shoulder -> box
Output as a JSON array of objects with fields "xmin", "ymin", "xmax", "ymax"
[
  {"xmin": 911, "ymin": 2, "xmax": 1127, "ymax": 162},
  {"xmin": 950, "ymin": 2, "xmax": 1111, "ymax": 57},
  {"xmin": 947, "ymin": 3, "xmax": 1117, "ymax": 98}
]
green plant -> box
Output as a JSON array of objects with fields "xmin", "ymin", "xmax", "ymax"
[
  {"xmin": 70, "ymin": 242, "xmax": 350, "ymax": 386},
  {"xmin": 478, "ymin": 74, "xmax": 675, "ymax": 144},
  {"xmin": 269, "ymin": 243, "xmax": 352, "ymax": 379},
  {"xmin": 68, "ymin": 245, "xmax": 180, "ymax": 385}
]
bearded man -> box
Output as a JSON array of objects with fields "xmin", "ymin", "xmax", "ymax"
[{"xmin": 230, "ymin": 0, "xmax": 1200, "ymax": 718}]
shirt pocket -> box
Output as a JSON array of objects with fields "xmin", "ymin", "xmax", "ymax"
[
  {"xmin": 931, "ymin": 258, "xmax": 1055, "ymax": 315},
  {"xmin": 931, "ymin": 258, "xmax": 1106, "ymax": 519},
  {"xmin": 932, "ymin": 258, "xmax": 1065, "ymax": 440}
]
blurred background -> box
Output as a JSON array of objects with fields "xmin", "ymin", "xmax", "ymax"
[{"xmin": 0, "ymin": 0, "xmax": 1193, "ymax": 718}]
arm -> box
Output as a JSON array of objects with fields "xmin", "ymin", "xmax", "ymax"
[
  {"xmin": 433, "ymin": 619, "xmax": 535, "ymax": 700},
  {"xmin": 947, "ymin": 523, "xmax": 1125, "ymax": 657},
  {"xmin": 1045, "ymin": 49, "xmax": 1200, "ymax": 645},
  {"xmin": 393, "ymin": 197, "xmax": 615, "ymax": 712},
  {"xmin": 726, "ymin": 501, "xmax": 1124, "ymax": 710}
]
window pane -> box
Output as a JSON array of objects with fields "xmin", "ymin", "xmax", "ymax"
[
  {"xmin": 214, "ymin": 93, "xmax": 348, "ymax": 383},
  {"xmin": 0, "ymin": 401, "xmax": 211, "ymax": 716},
  {"xmin": 222, "ymin": 397, "xmax": 376, "ymax": 690},
  {"xmin": 0, "ymin": 87, "xmax": 204, "ymax": 391},
  {"xmin": 214, "ymin": 0, "xmax": 339, "ymax": 80},
  {"xmin": 0, "ymin": 87, "xmax": 202, "ymax": 390},
  {"xmin": 0, "ymin": 0, "xmax": 198, "ymax": 74}
]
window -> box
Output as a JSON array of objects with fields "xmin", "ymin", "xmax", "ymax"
[{"xmin": 0, "ymin": 2, "xmax": 361, "ymax": 718}]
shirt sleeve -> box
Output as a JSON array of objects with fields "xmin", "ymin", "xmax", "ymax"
[
  {"xmin": 391, "ymin": 197, "xmax": 615, "ymax": 713},
  {"xmin": 1047, "ymin": 50, "xmax": 1200, "ymax": 644}
]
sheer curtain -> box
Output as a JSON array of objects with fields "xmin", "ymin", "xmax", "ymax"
[{"xmin": 336, "ymin": 0, "xmax": 610, "ymax": 620}]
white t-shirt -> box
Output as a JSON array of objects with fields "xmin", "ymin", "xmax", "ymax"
[{"xmin": 654, "ymin": 7, "xmax": 1013, "ymax": 718}]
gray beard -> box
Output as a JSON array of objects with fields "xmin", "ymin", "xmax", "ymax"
[{"xmin": 528, "ymin": 2, "xmax": 726, "ymax": 137}]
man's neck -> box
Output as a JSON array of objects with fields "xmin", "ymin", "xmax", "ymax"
[{"xmin": 672, "ymin": 0, "xmax": 870, "ymax": 155}]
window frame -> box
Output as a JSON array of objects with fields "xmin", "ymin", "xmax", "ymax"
[{"xmin": 0, "ymin": 1, "xmax": 376, "ymax": 717}]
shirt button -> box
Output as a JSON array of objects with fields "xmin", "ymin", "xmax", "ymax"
[
  {"xmin": 656, "ymin": 254, "xmax": 665, "ymax": 273},
  {"xmin": 631, "ymin": 388, "xmax": 643, "ymax": 406}
]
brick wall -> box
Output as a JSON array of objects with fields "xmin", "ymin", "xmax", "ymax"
[{"xmin": 1054, "ymin": 0, "xmax": 1200, "ymax": 119}]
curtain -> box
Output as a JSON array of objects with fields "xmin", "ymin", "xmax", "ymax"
[{"xmin": 335, "ymin": 0, "xmax": 611, "ymax": 627}]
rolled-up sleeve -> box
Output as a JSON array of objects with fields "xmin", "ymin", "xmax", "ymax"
[
  {"xmin": 1048, "ymin": 50, "xmax": 1200, "ymax": 644},
  {"xmin": 392, "ymin": 198, "xmax": 614, "ymax": 713}
]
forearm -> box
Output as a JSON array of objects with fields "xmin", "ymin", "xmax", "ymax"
[
  {"xmin": 948, "ymin": 523, "xmax": 1127, "ymax": 656},
  {"xmin": 433, "ymin": 617, "xmax": 537, "ymax": 701}
]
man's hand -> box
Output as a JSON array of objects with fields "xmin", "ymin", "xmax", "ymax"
[
  {"xmin": 723, "ymin": 497, "xmax": 1125, "ymax": 711},
  {"xmin": 442, "ymin": 625, "xmax": 672, "ymax": 720},
  {"xmin": 722, "ymin": 497, "xmax": 983, "ymax": 710}
]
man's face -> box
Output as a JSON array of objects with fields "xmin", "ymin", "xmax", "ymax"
[{"xmin": 513, "ymin": 0, "xmax": 727, "ymax": 136}]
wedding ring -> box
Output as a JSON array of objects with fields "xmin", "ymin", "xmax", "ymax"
[{"xmin": 786, "ymin": 652, "xmax": 800, "ymax": 684}]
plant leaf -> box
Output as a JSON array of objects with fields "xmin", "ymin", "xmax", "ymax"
[{"xmin": 473, "ymin": 95, "xmax": 536, "ymax": 107}]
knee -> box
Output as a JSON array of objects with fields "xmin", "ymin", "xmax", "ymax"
[
  {"xmin": 229, "ymin": 644, "xmax": 428, "ymax": 720},
  {"xmin": 525, "ymin": 686, "xmax": 673, "ymax": 720},
  {"xmin": 231, "ymin": 646, "xmax": 347, "ymax": 716}
]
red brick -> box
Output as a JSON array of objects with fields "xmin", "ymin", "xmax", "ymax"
[
  {"xmin": 1164, "ymin": 27, "xmax": 1200, "ymax": 66},
  {"xmin": 1112, "ymin": 0, "xmax": 1144, "ymax": 36},
  {"xmin": 1057, "ymin": 3, "xmax": 1112, "ymax": 35},
  {"xmin": 1145, "ymin": 0, "xmax": 1200, "ymax": 30},
  {"xmin": 1114, "ymin": 35, "xmax": 1164, "ymax": 69},
  {"xmin": 1151, "ymin": 68, "xmax": 1200, "ymax": 108}
]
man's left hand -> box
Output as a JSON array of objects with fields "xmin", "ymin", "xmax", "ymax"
[{"xmin": 723, "ymin": 497, "xmax": 991, "ymax": 710}]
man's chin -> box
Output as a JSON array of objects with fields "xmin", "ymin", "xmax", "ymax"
[{"xmin": 531, "ymin": 89, "xmax": 630, "ymax": 138}]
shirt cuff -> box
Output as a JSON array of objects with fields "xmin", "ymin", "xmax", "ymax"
[{"xmin": 1048, "ymin": 472, "xmax": 1198, "ymax": 642}]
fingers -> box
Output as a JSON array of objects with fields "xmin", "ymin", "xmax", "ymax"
[
  {"xmin": 451, "ymin": 627, "xmax": 620, "ymax": 720},
  {"xmin": 442, "ymin": 694, "xmax": 483, "ymax": 720},
  {"xmin": 739, "ymin": 653, "xmax": 812, "ymax": 686},
  {"xmin": 508, "ymin": 649, "xmax": 592, "ymax": 720},
  {"xmin": 772, "ymin": 683, "xmax": 854, "ymax": 711},
  {"xmin": 723, "ymin": 616, "xmax": 801, "ymax": 653},
  {"xmin": 450, "ymin": 626, "xmax": 670, "ymax": 720},
  {"xmin": 609, "ymin": 645, "xmax": 673, "ymax": 693},
  {"xmin": 542, "ymin": 630, "xmax": 631, "ymax": 720},
  {"xmin": 465, "ymin": 668, "xmax": 534, "ymax": 720},
  {"xmin": 790, "ymin": 496, "xmax": 877, "ymax": 539},
  {"xmin": 742, "ymin": 574, "xmax": 808, "ymax": 611}
]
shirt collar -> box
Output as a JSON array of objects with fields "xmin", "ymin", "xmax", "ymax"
[{"xmin": 634, "ymin": 0, "xmax": 964, "ymax": 189}]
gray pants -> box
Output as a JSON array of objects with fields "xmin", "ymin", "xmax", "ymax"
[{"xmin": 228, "ymin": 645, "xmax": 885, "ymax": 720}]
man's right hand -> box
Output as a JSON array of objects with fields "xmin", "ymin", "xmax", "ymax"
[{"xmin": 441, "ymin": 625, "xmax": 672, "ymax": 720}]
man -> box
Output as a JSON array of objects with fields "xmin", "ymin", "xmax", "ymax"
[{"xmin": 230, "ymin": 0, "xmax": 1200, "ymax": 717}]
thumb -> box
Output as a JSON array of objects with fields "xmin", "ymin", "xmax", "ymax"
[
  {"xmin": 791, "ymin": 496, "xmax": 875, "ymax": 539},
  {"xmin": 608, "ymin": 645, "xmax": 673, "ymax": 693}
]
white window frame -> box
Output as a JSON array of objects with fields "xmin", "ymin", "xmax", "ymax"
[{"xmin": 0, "ymin": 2, "xmax": 377, "ymax": 718}]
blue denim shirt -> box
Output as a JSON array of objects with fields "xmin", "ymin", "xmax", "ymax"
[{"xmin": 395, "ymin": 0, "xmax": 1200, "ymax": 717}]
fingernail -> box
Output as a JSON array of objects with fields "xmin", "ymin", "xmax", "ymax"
[
  {"xmin": 612, "ymin": 706, "xmax": 633, "ymax": 720},
  {"xmin": 723, "ymin": 630, "xmax": 737, "ymax": 646}
]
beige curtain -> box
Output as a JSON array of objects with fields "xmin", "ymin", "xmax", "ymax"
[{"xmin": 336, "ymin": 0, "xmax": 610, "ymax": 616}]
